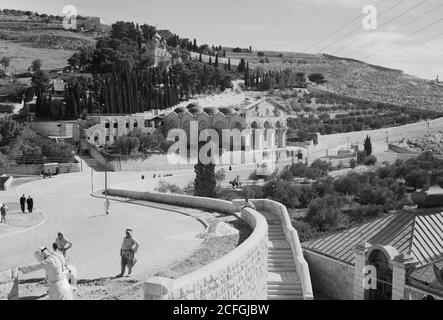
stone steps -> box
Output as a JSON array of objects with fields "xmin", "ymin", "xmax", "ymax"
[{"xmin": 262, "ymin": 211, "xmax": 303, "ymax": 300}]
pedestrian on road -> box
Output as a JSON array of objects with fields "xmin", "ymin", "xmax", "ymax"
[
  {"xmin": 104, "ymin": 197, "xmax": 110, "ymax": 215},
  {"xmin": 20, "ymin": 194, "xmax": 26, "ymax": 214},
  {"xmin": 118, "ymin": 229, "xmax": 139, "ymax": 277},
  {"xmin": 52, "ymin": 242, "xmax": 77, "ymax": 291},
  {"xmin": 26, "ymin": 196, "xmax": 34, "ymax": 213},
  {"xmin": 55, "ymin": 231, "xmax": 73, "ymax": 258},
  {"xmin": 18, "ymin": 247, "xmax": 73, "ymax": 300},
  {"xmin": 0, "ymin": 204, "xmax": 7, "ymax": 223}
]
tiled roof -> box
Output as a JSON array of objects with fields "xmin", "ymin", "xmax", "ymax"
[{"xmin": 302, "ymin": 208, "xmax": 443, "ymax": 267}]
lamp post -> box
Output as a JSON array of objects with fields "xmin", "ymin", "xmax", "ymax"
[{"xmin": 104, "ymin": 142, "xmax": 108, "ymax": 197}]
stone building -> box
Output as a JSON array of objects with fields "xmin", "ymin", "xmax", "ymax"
[
  {"xmin": 302, "ymin": 171, "xmax": 443, "ymax": 300},
  {"xmin": 143, "ymin": 32, "xmax": 172, "ymax": 67},
  {"xmin": 163, "ymin": 97, "xmax": 288, "ymax": 151},
  {"xmin": 77, "ymin": 114, "xmax": 162, "ymax": 146}
]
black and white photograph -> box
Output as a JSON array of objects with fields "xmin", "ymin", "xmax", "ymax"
[{"xmin": 0, "ymin": 0, "xmax": 442, "ymax": 307}]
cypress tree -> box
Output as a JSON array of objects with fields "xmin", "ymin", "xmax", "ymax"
[{"xmin": 214, "ymin": 55, "xmax": 219, "ymax": 68}]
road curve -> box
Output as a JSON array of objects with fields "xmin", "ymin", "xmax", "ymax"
[{"xmin": 0, "ymin": 170, "xmax": 204, "ymax": 280}]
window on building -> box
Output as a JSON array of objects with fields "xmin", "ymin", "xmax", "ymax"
[
  {"xmin": 145, "ymin": 120, "xmax": 151, "ymax": 128},
  {"xmin": 134, "ymin": 122, "xmax": 138, "ymax": 128},
  {"xmin": 126, "ymin": 122, "xmax": 130, "ymax": 128},
  {"xmin": 114, "ymin": 136, "xmax": 117, "ymax": 140},
  {"xmin": 105, "ymin": 123, "xmax": 110, "ymax": 129},
  {"xmin": 106, "ymin": 136, "xmax": 110, "ymax": 141},
  {"xmin": 113, "ymin": 122, "xmax": 118, "ymax": 128}
]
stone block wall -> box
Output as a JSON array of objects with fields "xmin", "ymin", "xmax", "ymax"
[
  {"xmin": 303, "ymin": 250, "xmax": 354, "ymax": 300},
  {"xmin": 144, "ymin": 206, "xmax": 268, "ymax": 300}
]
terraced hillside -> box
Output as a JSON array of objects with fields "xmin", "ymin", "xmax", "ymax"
[{"xmin": 226, "ymin": 50, "xmax": 443, "ymax": 112}]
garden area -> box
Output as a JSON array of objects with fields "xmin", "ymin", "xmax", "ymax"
[{"xmin": 0, "ymin": 117, "xmax": 76, "ymax": 172}]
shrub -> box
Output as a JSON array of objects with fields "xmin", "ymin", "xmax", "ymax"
[{"xmin": 364, "ymin": 155, "xmax": 377, "ymax": 166}]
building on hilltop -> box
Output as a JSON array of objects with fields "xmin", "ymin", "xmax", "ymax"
[
  {"xmin": 302, "ymin": 171, "xmax": 443, "ymax": 300},
  {"xmin": 142, "ymin": 32, "xmax": 172, "ymax": 68}
]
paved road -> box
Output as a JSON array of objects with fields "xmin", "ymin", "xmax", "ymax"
[{"xmin": 0, "ymin": 169, "xmax": 204, "ymax": 280}]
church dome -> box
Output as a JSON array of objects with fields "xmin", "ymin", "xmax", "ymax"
[
  {"xmin": 203, "ymin": 107, "xmax": 219, "ymax": 116},
  {"xmin": 219, "ymin": 107, "xmax": 237, "ymax": 115},
  {"xmin": 188, "ymin": 106, "xmax": 203, "ymax": 115},
  {"xmin": 186, "ymin": 102, "xmax": 202, "ymax": 110},
  {"xmin": 174, "ymin": 107, "xmax": 188, "ymax": 115}
]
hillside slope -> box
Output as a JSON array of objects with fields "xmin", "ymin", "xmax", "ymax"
[{"xmin": 226, "ymin": 50, "xmax": 443, "ymax": 111}]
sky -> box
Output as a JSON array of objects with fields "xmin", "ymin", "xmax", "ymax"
[{"xmin": 2, "ymin": 0, "xmax": 443, "ymax": 80}]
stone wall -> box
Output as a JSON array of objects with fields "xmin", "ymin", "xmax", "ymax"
[
  {"xmin": 30, "ymin": 121, "xmax": 76, "ymax": 138},
  {"xmin": 144, "ymin": 207, "xmax": 268, "ymax": 300},
  {"xmin": 3, "ymin": 162, "xmax": 79, "ymax": 175},
  {"xmin": 241, "ymin": 199, "xmax": 314, "ymax": 300},
  {"xmin": 0, "ymin": 175, "xmax": 13, "ymax": 191},
  {"xmin": 307, "ymin": 117, "xmax": 443, "ymax": 162},
  {"xmin": 303, "ymin": 250, "xmax": 354, "ymax": 300},
  {"xmin": 107, "ymin": 188, "xmax": 269, "ymax": 300},
  {"xmin": 0, "ymin": 268, "xmax": 18, "ymax": 300}
]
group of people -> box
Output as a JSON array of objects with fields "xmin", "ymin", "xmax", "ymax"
[
  {"xmin": 19, "ymin": 194, "xmax": 34, "ymax": 214},
  {"xmin": 0, "ymin": 195, "xmax": 34, "ymax": 224},
  {"xmin": 18, "ymin": 232, "xmax": 76, "ymax": 300},
  {"xmin": 152, "ymin": 173, "xmax": 174, "ymax": 179}
]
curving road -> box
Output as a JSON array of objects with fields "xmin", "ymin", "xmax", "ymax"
[{"xmin": 0, "ymin": 168, "xmax": 204, "ymax": 280}]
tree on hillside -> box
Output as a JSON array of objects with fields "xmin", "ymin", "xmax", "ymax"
[
  {"xmin": 364, "ymin": 135, "xmax": 372, "ymax": 156},
  {"xmin": 194, "ymin": 161, "xmax": 217, "ymax": 198},
  {"xmin": 31, "ymin": 59, "xmax": 42, "ymax": 72},
  {"xmin": 0, "ymin": 57, "xmax": 10, "ymax": 70},
  {"xmin": 308, "ymin": 73, "xmax": 326, "ymax": 84},
  {"xmin": 214, "ymin": 54, "xmax": 219, "ymax": 68},
  {"xmin": 208, "ymin": 56, "xmax": 212, "ymax": 66}
]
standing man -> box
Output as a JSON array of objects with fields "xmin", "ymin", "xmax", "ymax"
[
  {"xmin": 55, "ymin": 231, "xmax": 73, "ymax": 258},
  {"xmin": 0, "ymin": 203, "xmax": 7, "ymax": 224},
  {"xmin": 18, "ymin": 247, "xmax": 73, "ymax": 300},
  {"xmin": 20, "ymin": 195, "xmax": 26, "ymax": 214},
  {"xmin": 26, "ymin": 196, "xmax": 34, "ymax": 213},
  {"xmin": 242, "ymin": 197, "xmax": 256, "ymax": 211},
  {"xmin": 118, "ymin": 229, "xmax": 139, "ymax": 277},
  {"xmin": 104, "ymin": 197, "xmax": 110, "ymax": 215}
]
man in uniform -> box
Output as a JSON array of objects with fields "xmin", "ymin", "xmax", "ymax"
[{"xmin": 118, "ymin": 229, "xmax": 139, "ymax": 277}]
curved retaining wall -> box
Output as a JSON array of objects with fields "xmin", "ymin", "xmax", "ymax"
[
  {"xmin": 248, "ymin": 199, "xmax": 314, "ymax": 300},
  {"xmin": 107, "ymin": 188, "xmax": 269, "ymax": 300}
]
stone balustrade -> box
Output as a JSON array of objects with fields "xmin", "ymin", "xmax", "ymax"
[{"xmin": 235, "ymin": 199, "xmax": 314, "ymax": 300}]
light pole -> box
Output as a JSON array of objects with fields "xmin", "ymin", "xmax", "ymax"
[{"xmin": 104, "ymin": 142, "xmax": 108, "ymax": 197}]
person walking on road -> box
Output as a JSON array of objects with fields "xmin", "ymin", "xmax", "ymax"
[
  {"xmin": 18, "ymin": 247, "xmax": 73, "ymax": 300},
  {"xmin": 20, "ymin": 195, "xmax": 26, "ymax": 214},
  {"xmin": 0, "ymin": 203, "xmax": 7, "ymax": 224},
  {"xmin": 55, "ymin": 231, "xmax": 73, "ymax": 258},
  {"xmin": 26, "ymin": 196, "xmax": 34, "ymax": 213},
  {"xmin": 118, "ymin": 229, "xmax": 139, "ymax": 277},
  {"xmin": 104, "ymin": 197, "xmax": 110, "ymax": 215}
]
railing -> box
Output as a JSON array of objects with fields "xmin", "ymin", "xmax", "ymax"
[{"xmin": 235, "ymin": 199, "xmax": 314, "ymax": 300}]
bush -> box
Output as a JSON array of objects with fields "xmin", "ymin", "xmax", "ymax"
[
  {"xmin": 155, "ymin": 181, "xmax": 183, "ymax": 194},
  {"xmin": 364, "ymin": 155, "xmax": 377, "ymax": 166},
  {"xmin": 307, "ymin": 194, "xmax": 347, "ymax": 231},
  {"xmin": 350, "ymin": 158, "xmax": 357, "ymax": 168}
]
